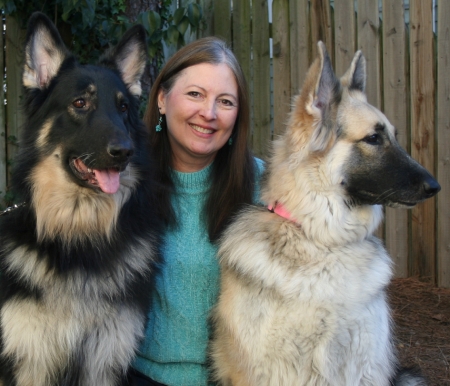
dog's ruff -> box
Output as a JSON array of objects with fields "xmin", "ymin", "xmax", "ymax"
[
  {"xmin": 210, "ymin": 41, "xmax": 439, "ymax": 386},
  {"xmin": 0, "ymin": 12, "xmax": 160, "ymax": 386}
]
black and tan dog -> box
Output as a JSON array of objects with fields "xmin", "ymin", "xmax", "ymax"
[
  {"xmin": 0, "ymin": 12, "xmax": 160, "ymax": 386},
  {"xmin": 210, "ymin": 42, "xmax": 439, "ymax": 386}
]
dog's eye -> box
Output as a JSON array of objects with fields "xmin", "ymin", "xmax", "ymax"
[
  {"xmin": 363, "ymin": 134, "xmax": 381, "ymax": 145},
  {"xmin": 119, "ymin": 103, "xmax": 128, "ymax": 113},
  {"xmin": 73, "ymin": 99, "xmax": 86, "ymax": 109}
]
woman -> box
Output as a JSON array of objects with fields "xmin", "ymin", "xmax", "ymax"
[{"xmin": 130, "ymin": 36, "xmax": 264, "ymax": 386}]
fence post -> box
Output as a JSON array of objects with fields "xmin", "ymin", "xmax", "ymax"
[
  {"xmin": 272, "ymin": 0, "xmax": 291, "ymax": 137},
  {"xmin": 0, "ymin": 16, "xmax": 5, "ymax": 208},
  {"xmin": 5, "ymin": 16, "xmax": 26, "ymax": 195},
  {"xmin": 213, "ymin": 0, "xmax": 232, "ymax": 44},
  {"xmin": 382, "ymin": 0, "xmax": 409, "ymax": 278},
  {"xmin": 409, "ymin": 0, "xmax": 436, "ymax": 282},
  {"xmin": 436, "ymin": 1, "xmax": 450, "ymax": 288},
  {"xmin": 251, "ymin": 0, "xmax": 271, "ymax": 158},
  {"xmin": 289, "ymin": 0, "xmax": 311, "ymax": 96}
]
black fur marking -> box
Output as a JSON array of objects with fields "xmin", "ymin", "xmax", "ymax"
[{"xmin": 344, "ymin": 133, "xmax": 440, "ymax": 207}]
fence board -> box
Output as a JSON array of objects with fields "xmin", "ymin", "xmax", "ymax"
[
  {"xmin": 198, "ymin": 0, "xmax": 214, "ymax": 37},
  {"xmin": 333, "ymin": 0, "xmax": 356, "ymax": 76},
  {"xmin": 213, "ymin": 0, "xmax": 231, "ymax": 44},
  {"xmin": 272, "ymin": 0, "xmax": 291, "ymax": 137},
  {"xmin": 0, "ymin": 20, "xmax": 5, "ymax": 208},
  {"xmin": 382, "ymin": 0, "xmax": 409, "ymax": 278},
  {"xmin": 310, "ymin": 0, "xmax": 333, "ymax": 62},
  {"xmin": 5, "ymin": 16, "xmax": 26, "ymax": 182},
  {"xmin": 357, "ymin": 1, "xmax": 384, "ymax": 240},
  {"xmin": 437, "ymin": 1, "xmax": 450, "ymax": 288},
  {"xmin": 232, "ymin": 0, "xmax": 252, "ymax": 114},
  {"xmin": 251, "ymin": 0, "xmax": 271, "ymax": 157},
  {"xmin": 289, "ymin": 0, "xmax": 311, "ymax": 95},
  {"xmin": 409, "ymin": 0, "xmax": 436, "ymax": 282},
  {"xmin": 357, "ymin": 0, "xmax": 381, "ymax": 109}
]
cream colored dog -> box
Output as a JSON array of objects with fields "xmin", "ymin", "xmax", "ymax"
[{"xmin": 209, "ymin": 42, "xmax": 439, "ymax": 386}]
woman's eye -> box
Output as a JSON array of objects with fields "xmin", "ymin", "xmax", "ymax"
[
  {"xmin": 220, "ymin": 99, "xmax": 233, "ymax": 106},
  {"xmin": 73, "ymin": 99, "xmax": 86, "ymax": 108},
  {"xmin": 188, "ymin": 91, "xmax": 201, "ymax": 98}
]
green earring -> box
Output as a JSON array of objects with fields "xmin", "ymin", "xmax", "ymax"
[
  {"xmin": 156, "ymin": 116, "xmax": 163, "ymax": 132},
  {"xmin": 228, "ymin": 137, "xmax": 233, "ymax": 146}
]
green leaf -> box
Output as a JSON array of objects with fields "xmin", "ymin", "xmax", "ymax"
[
  {"xmin": 177, "ymin": 16, "xmax": 190, "ymax": 36},
  {"xmin": 148, "ymin": 44, "xmax": 158, "ymax": 58},
  {"xmin": 148, "ymin": 11, "xmax": 161, "ymax": 34},
  {"xmin": 81, "ymin": 2, "xmax": 96, "ymax": 28},
  {"xmin": 61, "ymin": 11, "xmax": 70, "ymax": 22},
  {"xmin": 164, "ymin": 25, "xmax": 180, "ymax": 46},
  {"xmin": 101, "ymin": 20, "xmax": 109, "ymax": 32},
  {"xmin": 173, "ymin": 7, "xmax": 185, "ymax": 25},
  {"xmin": 137, "ymin": 12, "xmax": 150, "ymax": 34},
  {"xmin": 1, "ymin": 0, "xmax": 16, "ymax": 14},
  {"xmin": 187, "ymin": 3, "xmax": 201, "ymax": 28},
  {"xmin": 177, "ymin": 34, "xmax": 185, "ymax": 49},
  {"xmin": 60, "ymin": 0, "xmax": 75, "ymax": 21},
  {"xmin": 150, "ymin": 29, "xmax": 162, "ymax": 44}
]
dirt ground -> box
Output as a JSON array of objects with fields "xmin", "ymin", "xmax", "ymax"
[{"xmin": 389, "ymin": 277, "xmax": 450, "ymax": 385}]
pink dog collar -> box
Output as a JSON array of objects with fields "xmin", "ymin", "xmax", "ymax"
[{"xmin": 268, "ymin": 202, "xmax": 300, "ymax": 224}]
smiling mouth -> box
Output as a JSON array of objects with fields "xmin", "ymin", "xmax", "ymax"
[
  {"xmin": 190, "ymin": 124, "xmax": 214, "ymax": 134},
  {"xmin": 70, "ymin": 157, "xmax": 122, "ymax": 194}
]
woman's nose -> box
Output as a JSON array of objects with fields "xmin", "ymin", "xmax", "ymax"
[{"xmin": 199, "ymin": 100, "xmax": 217, "ymax": 120}]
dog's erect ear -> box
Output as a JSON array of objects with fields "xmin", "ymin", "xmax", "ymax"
[
  {"xmin": 341, "ymin": 50, "xmax": 366, "ymax": 92},
  {"xmin": 99, "ymin": 25, "xmax": 148, "ymax": 98},
  {"xmin": 23, "ymin": 12, "xmax": 70, "ymax": 90},
  {"xmin": 300, "ymin": 41, "xmax": 340, "ymax": 152}
]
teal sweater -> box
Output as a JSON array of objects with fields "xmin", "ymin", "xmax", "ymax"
[{"xmin": 133, "ymin": 159, "xmax": 264, "ymax": 386}]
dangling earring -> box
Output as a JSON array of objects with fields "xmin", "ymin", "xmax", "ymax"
[
  {"xmin": 155, "ymin": 116, "xmax": 163, "ymax": 132},
  {"xmin": 228, "ymin": 136, "xmax": 233, "ymax": 146}
]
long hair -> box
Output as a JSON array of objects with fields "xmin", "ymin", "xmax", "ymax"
[{"xmin": 144, "ymin": 36, "xmax": 255, "ymax": 241}]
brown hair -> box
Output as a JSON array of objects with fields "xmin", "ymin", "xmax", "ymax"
[{"xmin": 145, "ymin": 36, "xmax": 255, "ymax": 241}]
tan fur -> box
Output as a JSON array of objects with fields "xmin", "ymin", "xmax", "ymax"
[
  {"xmin": 2, "ymin": 287, "xmax": 147, "ymax": 386},
  {"xmin": 29, "ymin": 148, "xmax": 138, "ymax": 244},
  {"xmin": 1, "ymin": 237, "xmax": 154, "ymax": 386},
  {"xmin": 36, "ymin": 119, "xmax": 53, "ymax": 148},
  {"xmin": 210, "ymin": 42, "xmax": 427, "ymax": 386},
  {"xmin": 22, "ymin": 26, "xmax": 66, "ymax": 89},
  {"xmin": 114, "ymin": 41, "xmax": 146, "ymax": 97}
]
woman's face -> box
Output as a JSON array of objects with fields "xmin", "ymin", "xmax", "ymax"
[{"xmin": 158, "ymin": 62, "xmax": 239, "ymax": 172}]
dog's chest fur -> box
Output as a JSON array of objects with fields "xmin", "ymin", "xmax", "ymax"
[
  {"xmin": 213, "ymin": 208, "xmax": 395, "ymax": 385},
  {"xmin": 1, "ymin": 235, "xmax": 155, "ymax": 386}
]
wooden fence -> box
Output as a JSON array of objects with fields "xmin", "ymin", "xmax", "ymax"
[
  {"xmin": 0, "ymin": 16, "xmax": 25, "ymax": 210},
  {"xmin": 196, "ymin": 0, "xmax": 450, "ymax": 287},
  {"xmin": 0, "ymin": 1, "xmax": 449, "ymax": 287}
]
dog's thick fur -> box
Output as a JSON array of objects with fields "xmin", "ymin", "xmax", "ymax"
[
  {"xmin": 210, "ymin": 42, "xmax": 440, "ymax": 386},
  {"xmin": 0, "ymin": 13, "xmax": 160, "ymax": 386}
]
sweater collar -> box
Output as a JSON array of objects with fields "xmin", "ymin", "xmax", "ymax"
[{"xmin": 171, "ymin": 163, "xmax": 213, "ymax": 190}]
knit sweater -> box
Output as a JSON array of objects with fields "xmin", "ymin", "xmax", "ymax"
[{"xmin": 133, "ymin": 158, "xmax": 264, "ymax": 386}]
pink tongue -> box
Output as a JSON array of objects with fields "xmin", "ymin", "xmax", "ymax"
[{"xmin": 93, "ymin": 169, "xmax": 120, "ymax": 194}]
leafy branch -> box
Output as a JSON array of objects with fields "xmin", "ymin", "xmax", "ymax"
[{"xmin": 0, "ymin": 0, "xmax": 204, "ymax": 65}]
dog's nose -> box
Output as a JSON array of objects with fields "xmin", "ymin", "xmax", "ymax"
[
  {"xmin": 108, "ymin": 140, "xmax": 134, "ymax": 161},
  {"xmin": 423, "ymin": 178, "xmax": 441, "ymax": 197}
]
